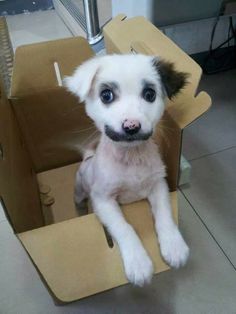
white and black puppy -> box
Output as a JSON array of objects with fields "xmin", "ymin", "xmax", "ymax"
[{"xmin": 65, "ymin": 54, "xmax": 189, "ymax": 287}]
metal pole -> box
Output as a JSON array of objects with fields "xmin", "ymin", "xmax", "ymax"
[{"xmin": 83, "ymin": 0, "xmax": 103, "ymax": 45}]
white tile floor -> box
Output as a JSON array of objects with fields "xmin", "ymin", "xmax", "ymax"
[
  {"xmin": 182, "ymin": 69, "xmax": 236, "ymax": 160},
  {"xmin": 0, "ymin": 203, "xmax": 6, "ymax": 222},
  {"xmin": 6, "ymin": 10, "xmax": 73, "ymax": 51},
  {"xmin": 1, "ymin": 8, "xmax": 236, "ymax": 314}
]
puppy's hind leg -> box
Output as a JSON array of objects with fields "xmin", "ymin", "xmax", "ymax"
[
  {"xmin": 74, "ymin": 140, "xmax": 98, "ymax": 216},
  {"xmin": 74, "ymin": 171, "xmax": 88, "ymax": 216}
]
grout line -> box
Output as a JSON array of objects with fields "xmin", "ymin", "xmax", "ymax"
[
  {"xmin": 188, "ymin": 145, "xmax": 236, "ymax": 162},
  {"xmin": 179, "ymin": 189, "xmax": 236, "ymax": 271}
]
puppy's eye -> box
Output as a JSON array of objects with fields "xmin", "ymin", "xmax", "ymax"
[
  {"xmin": 100, "ymin": 89, "xmax": 114, "ymax": 104},
  {"xmin": 142, "ymin": 88, "xmax": 156, "ymax": 102}
]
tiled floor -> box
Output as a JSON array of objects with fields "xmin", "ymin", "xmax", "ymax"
[
  {"xmin": 182, "ymin": 69, "xmax": 236, "ymax": 160},
  {"xmin": 6, "ymin": 10, "xmax": 73, "ymax": 51},
  {"xmin": 0, "ymin": 204, "xmax": 6, "ymax": 223},
  {"xmin": 1, "ymin": 9, "xmax": 236, "ymax": 314},
  {"xmin": 181, "ymin": 69, "xmax": 236, "ymax": 270}
]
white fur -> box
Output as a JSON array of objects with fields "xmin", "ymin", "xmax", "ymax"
[{"xmin": 65, "ymin": 54, "xmax": 189, "ymax": 286}]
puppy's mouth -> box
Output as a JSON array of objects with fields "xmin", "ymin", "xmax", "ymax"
[{"xmin": 105, "ymin": 125, "xmax": 152, "ymax": 142}]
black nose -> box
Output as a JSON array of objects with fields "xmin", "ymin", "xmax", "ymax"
[{"xmin": 122, "ymin": 121, "xmax": 141, "ymax": 135}]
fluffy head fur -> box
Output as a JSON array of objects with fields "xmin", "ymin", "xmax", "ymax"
[{"xmin": 64, "ymin": 54, "xmax": 188, "ymax": 145}]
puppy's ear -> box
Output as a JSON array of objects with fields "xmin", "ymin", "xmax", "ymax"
[
  {"xmin": 153, "ymin": 58, "xmax": 189, "ymax": 99},
  {"xmin": 64, "ymin": 57, "xmax": 100, "ymax": 102}
]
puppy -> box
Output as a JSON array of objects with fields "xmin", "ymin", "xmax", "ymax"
[{"xmin": 65, "ymin": 54, "xmax": 189, "ymax": 286}]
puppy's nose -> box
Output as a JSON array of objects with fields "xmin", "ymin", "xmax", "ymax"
[{"xmin": 122, "ymin": 119, "xmax": 141, "ymax": 135}]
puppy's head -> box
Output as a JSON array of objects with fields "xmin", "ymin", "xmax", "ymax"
[{"xmin": 64, "ymin": 54, "xmax": 188, "ymax": 145}]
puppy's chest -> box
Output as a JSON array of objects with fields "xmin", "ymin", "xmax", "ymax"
[
  {"xmin": 107, "ymin": 163, "xmax": 160, "ymax": 203},
  {"xmin": 119, "ymin": 165, "xmax": 155, "ymax": 187},
  {"xmin": 94, "ymin": 141, "xmax": 166, "ymax": 202}
]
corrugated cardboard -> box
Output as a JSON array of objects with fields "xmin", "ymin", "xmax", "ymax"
[
  {"xmin": 10, "ymin": 38, "xmax": 95, "ymax": 172},
  {"xmin": 37, "ymin": 163, "xmax": 79, "ymax": 224},
  {"xmin": 0, "ymin": 79, "xmax": 44, "ymax": 233},
  {"xmin": 0, "ymin": 16, "xmax": 211, "ymax": 303}
]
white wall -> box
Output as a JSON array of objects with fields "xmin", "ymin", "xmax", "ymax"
[
  {"xmin": 112, "ymin": 0, "xmax": 152, "ymax": 20},
  {"xmin": 161, "ymin": 15, "xmax": 236, "ymax": 55}
]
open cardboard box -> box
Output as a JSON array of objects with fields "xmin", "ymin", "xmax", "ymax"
[{"xmin": 0, "ymin": 16, "xmax": 211, "ymax": 303}]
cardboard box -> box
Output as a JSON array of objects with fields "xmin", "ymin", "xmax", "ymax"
[{"xmin": 0, "ymin": 17, "xmax": 211, "ymax": 303}]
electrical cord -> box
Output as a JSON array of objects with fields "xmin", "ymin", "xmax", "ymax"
[{"xmin": 203, "ymin": 3, "xmax": 236, "ymax": 74}]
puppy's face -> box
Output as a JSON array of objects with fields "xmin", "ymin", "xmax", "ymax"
[{"xmin": 65, "ymin": 54, "xmax": 188, "ymax": 145}]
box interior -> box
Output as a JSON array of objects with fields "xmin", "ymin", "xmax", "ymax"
[
  {"xmin": 37, "ymin": 162, "xmax": 79, "ymax": 225},
  {"xmin": 0, "ymin": 37, "xmax": 98, "ymax": 233}
]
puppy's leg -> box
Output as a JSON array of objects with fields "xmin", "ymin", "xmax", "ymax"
[
  {"xmin": 91, "ymin": 193, "xmax": 154, "ymax": 286},
  {"xmin": 74, "ymin": 171, "xmax": 88, "ymax": 216},
  {"xmin": 148, "ymin": 179, "xmax": 189, "ymax": 268}
]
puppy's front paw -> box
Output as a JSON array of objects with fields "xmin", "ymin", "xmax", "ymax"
[
  {"xmin": 159, "ymin": 228, "xmax": 189, "ymax": 268},
  {"xmin": 123, "ymin": 246, "xmax": 154, "ymax": 287}
]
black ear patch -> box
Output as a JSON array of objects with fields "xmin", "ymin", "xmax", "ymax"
[{"xmin": 153, "ymin": 58, "xmax": 189, "ymax": 99}]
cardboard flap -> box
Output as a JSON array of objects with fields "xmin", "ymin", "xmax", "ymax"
[
  {"xmin": 167, "ymin": 91, "xmax": 212, "ymax": 129},
  {"xmin": 104, "ymin": 15, "xmax": 202, "ymax": 96},
  {"xmin": 11, "ymin": 89, "xmax": 95, "ymax": 172},
  {"xmin": 18, "ymin": 193, "xmax": 177, "ymax": 302},
  {"xmin": 11, "ymin": 37, "xmax": 94, "ymax": 97},
  {"xmin": 0, "ymin": 79, "xmax": 44, "ymax": 232},
  {"xmin": 130, "ymin": 40, "xmax": 157, "ymax": 55},
  {"xmin": 10, "ymin": 37, "xmax": 95, "ymax": 172}
]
